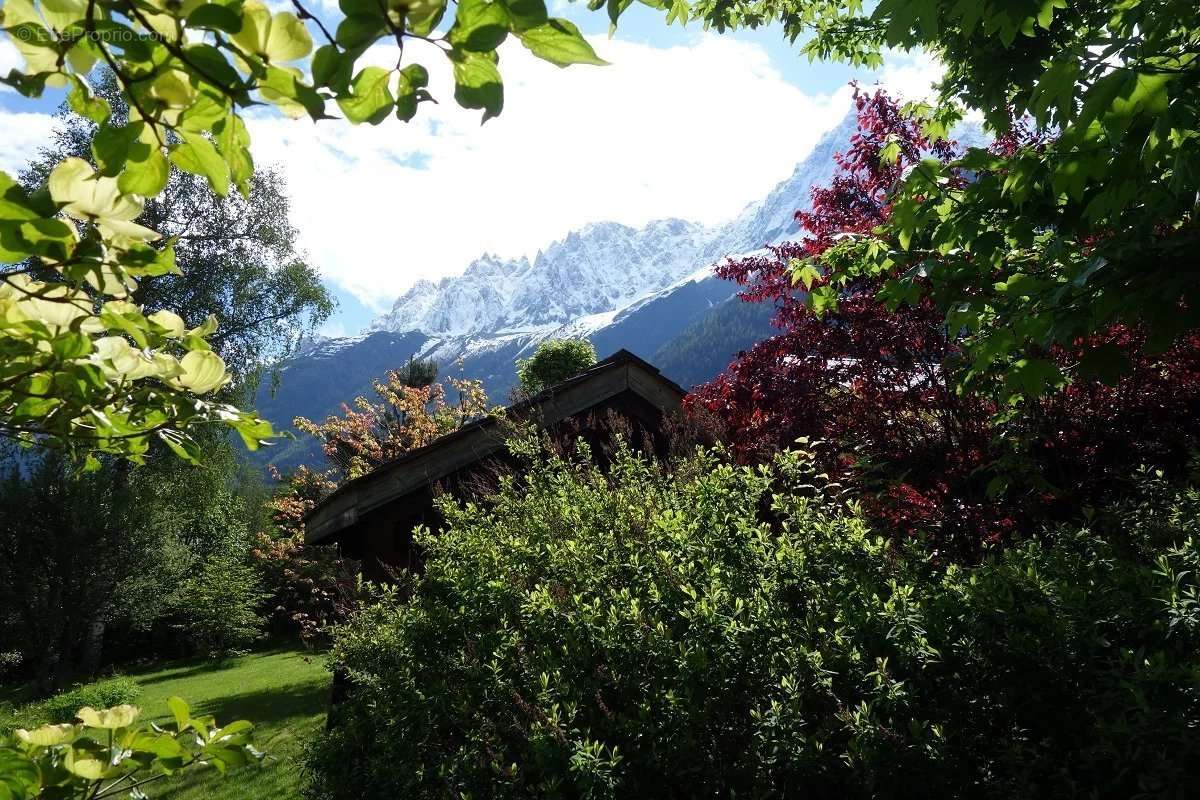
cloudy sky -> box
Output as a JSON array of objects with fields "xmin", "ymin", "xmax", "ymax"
[{"xmin": 0, "ymin": 4, "xmax": 939, "ymax": 337}]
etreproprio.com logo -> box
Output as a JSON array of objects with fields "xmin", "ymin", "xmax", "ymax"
[{"xmin": 7, "ymin": 24, "xmax": 167, "ymax": 43}]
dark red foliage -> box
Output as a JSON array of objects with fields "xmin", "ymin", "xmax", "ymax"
[
  {"xmin": 717, "ymin": 89, "xmax": 954, "ymax": 327},
  {"xmin": 687, "ymin": 88, "xmax": 1200, "ymax": 558}
]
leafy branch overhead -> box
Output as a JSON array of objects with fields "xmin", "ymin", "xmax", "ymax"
[
  {"xmin": 761, "ymin": 0, "xmax": 1200, "ymax": 397},
  {"xmin": 0, "ymin": 0, "xmax": 608, "ymax": 461}
]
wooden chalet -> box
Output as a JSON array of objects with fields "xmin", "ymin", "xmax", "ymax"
[{"xmin": 303, "ymin": 349, "xmax": 686, "ymax": 578}]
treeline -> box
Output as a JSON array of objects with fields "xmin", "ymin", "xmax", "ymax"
[{"xmin": 652, "ymin": 295, "xmax": 776, "ymax": 390}]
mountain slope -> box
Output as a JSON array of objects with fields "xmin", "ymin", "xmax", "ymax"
[
  {"xmin": 370, "ymin": 218, "xmax": 713, "ymax": 338},
  {"xmin": 253, "ymin": 331, "xmax": 429, "ymax": 468},
  {"xmin": 370, "ymin": 110, "xmax": 856, "ymax": 342},
  {"xmin": 652, "ymin": 295, "xmax": 778, "ymax": 390},
  {"xmin": 588, "ymin": 269, "xmax": 746, "ymax": 362},
  {"xmin": 254, "ymin": 109, "xmax": 869, "ymax": 468}
]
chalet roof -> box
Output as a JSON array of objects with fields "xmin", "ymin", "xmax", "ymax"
[{"xmin": 303, "ymin": 349, "xmax": 685, "ymax": 545}]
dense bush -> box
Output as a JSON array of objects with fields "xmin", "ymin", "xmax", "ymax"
[
  {"xmin": 1, "ymin": 677, "xmax": 142, "ymax": 733},
  {"xmin": 253, "ymin": 533, "xmax": 362, "ymax": 644},
  {"xmin": 38, "ymin": 678, "xmax": 142, "ymax": 725},
  {"xmin": 253, "ymin": 466, "xmax": 361, "ymax": 643},
  {"xmin": 308, "ymin": 442, "xmax": 1200, "ymax": 799},
  {"xmin": 295, "ymin": 371, "xmax": 490, "ymax": 481}
]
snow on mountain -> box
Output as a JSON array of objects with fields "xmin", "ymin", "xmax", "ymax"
[
  {"xmin": 700, "ymin": 116, "xmax": 849, "ymax": 261},
  {"xmin": 251, "ymin": 103, "xmax": 995, "ymax": 476},
  {"xmin": 369, "ymin": 109, "xmax": 860, "ymax": 345},
  {"xmin": 371, "ymin": 218, "xmax": 710, "ymax": 337}
]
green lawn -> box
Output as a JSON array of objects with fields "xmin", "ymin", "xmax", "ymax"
[{"xmin": 5, "ymin": 649, "xmax": 330, "ymax": 799}]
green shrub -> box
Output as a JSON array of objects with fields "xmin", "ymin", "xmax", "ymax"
[
  {"xmin": 38, "ymin": 677, "xmax": 142, "ymax": 724},
  {"xmin": 0, "ymin": 705, "xmax": 35, "ymax": 736},
  {"xmin": 172, "ymin": 552, "xmax": 267, "ymax": 658},
  {"xmin": 516, "ymin": 339, "xmax": 597, "ymax": 394},
  {"xmin": 0, "ymin": 677, "xmax": 142, "ymax": 734},
  {"xmin": 308, "ymin": 443, "xmax": 1200, "ymax": 799}
]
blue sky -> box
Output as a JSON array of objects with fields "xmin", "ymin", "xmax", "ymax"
[
  {"xmin": 566, "ymin": 4, "xmax": 860, "ymax": 94},
  {"xmin": 0, "ymin": 4, "xmax": 938, "ymax": 338}
]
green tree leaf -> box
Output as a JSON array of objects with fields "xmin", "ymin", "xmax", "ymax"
[
  {"xmin": 335, "ymin": 13, "xmax": 385, "ymax": 48},
  {"xmin": 606, "ymin": 0, "xmax": 632, "ymax": 33},
  {"xmin": 76, "ymin": 705, "xmax": 140, "ymax": 730},
  {"xmin": 186, "ymin": 3, "xmax": 244, "ymax": 33},
  {"xmin": 517, "ymin": 18, "xmax": 606, "ymax": 67},
  {"xmin": 168, "ymin": 696, "xmax": 191, "ymax": 731},
  {"xmin": 448, "ymin": 0, "xmax": 510, "ymax": 52},
  {"xmin": 395, "ymin": 64, "xmax": 431, "ymax": 122},
  {"xmin": 67, "ymin": 76, "xmax": 110, "ymax": 124},
  {"xmin": 231, "ymin": 0, "xmax": 313, "ymax": 63},
  {"xmin": 792, "ymin": 261, "xmax": 822, "ymax": 290},
  {"xmin": 312, "ymin": 45, "xmax": 353, "ymax": 92},
  {"xmin": 502, "ymin": 0, "xmax": 548, "ymax": 32},
  {"xmin": 175, "ymin": 349, "xmax": 230, "ymax": 394},
  {"xmin": 91, "ymin": 121, "xmax": 140, "ymax": 177},
  {"xmin": 337, "ymin": 66, "xmax": 395, "ymax": 125},
  {"xmin": 1004, "ymin": 358, "xmax": 1065, "ymax": 397},
  {"xmin": 215, "ymin": 114, "xmax": 255, "ymax": 197},
  {"xmin": 118, "ymin": 127, "xmax": 170, "ymax": 197},
  {"xmin": 0, "ymin": 171, "xmax": 42, "ymax": 221},
  {"xmin": 400, "ymin": 0, "xmax": 448, "ymax": 36},
  {"xmin": 170, "ymin": 133, "xmax": 232, "ymax": 197},
  {"xmin": 450, "ymin": 50, "xmax": 503, "ymax": 122},
  {"xmin": 807, "ymin": 284, "xmax": 839, "ymax": 316},
  {"xmin": 261, "ymin": 66, "xmax": 329, "ymax": 120},
  {"xmin": 49, "ymin": 157, "xmax": 157, "ymax": 241}
]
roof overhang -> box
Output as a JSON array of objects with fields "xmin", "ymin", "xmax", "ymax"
[{"xmin": 304, "ymin": 350, "xmax": 684, "ymax": 544}]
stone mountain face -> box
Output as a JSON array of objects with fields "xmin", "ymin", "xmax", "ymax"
[
  {"xmin": 368, "ymin": 111, "xmax": 856, "ymax": 343},
  {"xmin": 370, "ymin": 218, "xmax": 712, "ymax": 337},
  {"xmin": 256, "ymin": 109, "xmax": 876, "ymax": 468}
]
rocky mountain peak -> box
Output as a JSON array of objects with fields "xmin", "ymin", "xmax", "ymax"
[{"xmin": 367, "ymin": 106, "xmax": 982, "ymax": 347}]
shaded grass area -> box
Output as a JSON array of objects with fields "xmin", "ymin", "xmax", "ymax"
[{"xmin": 2, "ymin": 649, "xmax": 330, "ymax": 799}]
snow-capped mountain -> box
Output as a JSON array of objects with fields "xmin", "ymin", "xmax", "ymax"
[
  {"xmin": 370, "ymin": 218, "xmax": 712, "ymax": 337},
  {"xmin": 368, "ymin": 110, "xmax": 855, "ymax": 343},
  {"xmin": 255, "ymin": 107, "xmax": 870, "ymax": 468}
]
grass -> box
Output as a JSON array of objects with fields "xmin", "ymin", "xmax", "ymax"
[{"xmin": 2, "ymin": 648, "xmax": 330, "ymax": 799}]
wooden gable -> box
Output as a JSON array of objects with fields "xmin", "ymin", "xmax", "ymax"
[{"xmin": 303, "ymin": 350, "xmax": 686, "ymax": 576}]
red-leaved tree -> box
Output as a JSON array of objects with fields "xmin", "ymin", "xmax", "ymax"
[{"xmin": 687, "ymin": 89, "xmax": 1200, "ymax": 557}]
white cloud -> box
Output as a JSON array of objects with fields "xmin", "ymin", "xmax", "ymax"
[
  {"xmin": 317, "ymin": 319, "xmax": 348, "ymax": 339},
  {"xmin": 0, "ymin": 38, "xmax": 22, "ymax": 93},
  {"xmin": 873, "ymin": 49, "xmax": 989, "ymax": 126},
  {"xmin": 0, "ymin": 38, "xmax": 56, "ymax": 172},
  {"xmin": 876, "ymin": 49, "xmax": 944, "ymax": 104},
  {"xmin": 0, "ymin": 30, "xmax": 875, "ymax": 320},
  {"xmin": 246, "ymin": 34, "xmax": 850, "ymax": 310},
  {"xmin": 0, "ymin": 110, "xmax": 55, "ymax": 175}
]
